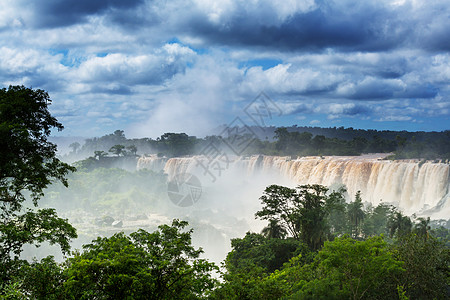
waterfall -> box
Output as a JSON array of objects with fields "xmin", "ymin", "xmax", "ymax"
[{"xmin": 137, "ymin": 155, "xmax": 450, "ymax": 218}]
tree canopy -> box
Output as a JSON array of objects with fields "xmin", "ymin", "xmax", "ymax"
[{"xmin": 0, "ymin": 86, "xmax": 77, "ymax": 284}]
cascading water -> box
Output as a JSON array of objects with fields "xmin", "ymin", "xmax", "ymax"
[{"xmin": 137, "ymin": 154, "xmax": 450, "ymax": 218}]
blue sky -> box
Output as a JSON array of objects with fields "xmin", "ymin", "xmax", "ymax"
[{"xmin": 0, "ymin": 0, "xmax": 449, "ymax": 138}]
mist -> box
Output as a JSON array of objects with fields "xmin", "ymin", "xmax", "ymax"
[{"xmin": 24, "ymin": 139, "xmax": 449, "ymax": 265}]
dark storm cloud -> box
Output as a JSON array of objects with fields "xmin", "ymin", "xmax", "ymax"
[
  {"xmin": 187, "ymin": 1, "xmax": 410, "ymax": 52},
  {"xmin": 30, "ymin": 0, "xmax": 145, "ymax": 27},
  {"xmin": 1, "ymin": 0, "xmax": 449, "ymax": 135}
]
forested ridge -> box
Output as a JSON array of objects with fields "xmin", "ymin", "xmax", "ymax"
[
  {"xmin": 1, "ymin": 86, "xmax": 449, "ymax": 299},
  {"xmin": 63, "ymin": 125, "xmax": 450, "ymax": 165}
]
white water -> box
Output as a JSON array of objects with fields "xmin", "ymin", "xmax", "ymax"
[{"xmin": 138, "ymin": 154, "xmax": 450, "ymax": 218}]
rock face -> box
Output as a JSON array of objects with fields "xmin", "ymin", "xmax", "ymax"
[{"xmin": 138, "ymin": 154, "xmax": 450, "ymax": 218}]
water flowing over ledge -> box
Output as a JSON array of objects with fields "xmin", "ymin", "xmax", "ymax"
[{"xmin": 138, "ymin": 154, "xmax": 450, "ymax": 218}]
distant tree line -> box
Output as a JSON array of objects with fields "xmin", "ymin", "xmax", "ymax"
[{"xmin": 66, "ymin": 126, "xmax": 450, "ymax": 161}]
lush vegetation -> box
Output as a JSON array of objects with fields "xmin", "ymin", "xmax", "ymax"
[
  {"xmin": 1, "ymin": 86, "xmax": 449, "ymax": 298},
  {"xmin": 65, "ymin": 126, "xmax": 450, "ymax": 163},
  {"xmin": 212, "ymin": 185, "xmax": 450, "ymax": 299},
  {"xmin": 0, "ymin": 86, "xmax": 77, "ymax": 287}
]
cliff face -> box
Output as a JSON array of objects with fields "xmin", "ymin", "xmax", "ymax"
[{"xmin": 138, "ymin": 154, "xmax": 450, "ymax": 218}]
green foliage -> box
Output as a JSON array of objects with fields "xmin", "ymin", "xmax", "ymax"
[
  {"xmin": 0, "ymin": 209, "xmax": 76, "ymax": 262},
  {"xmin": 214, "ymin": 232, "xmax": 310, "ymax": 300},
  {"xmin": 430, "ymin": 225, "xmax": 450, "ymax": 247},
  {"xmin": 109, "ymin": 144, "xmax": 126, "ymax": 156},
  {"xmin": 0, "ymin": 279, "xmax": 26, "ymax": 299},
  {"xmin": 261, "ymin": 219, "xmax": 287, "ymax": 239},
  {"xmin": 0, "ymin": 86, "xmax": 77, "ymax": 288},
  {"xmin": 255, "ymin": 185, "xmax": 299, "ymax": 238},
  {"xmin": 302, "ymin": 236, "xmax": 404, "ymax": 299},
  {"xmin": 226, "ymin": 233, "xmax": 309, "ymax": 275},
  {"xmin": 361, "ymin": 203, "xmax": 393, "ymax": 237},
  {"xmin": 64, "ymin": 220, "xmax": 218, "ymax": 299},
  {"xmin": 65, "ymin": 126, "xmax": 450, "ymax": 162},
  {"xmin": 284, "ymin": 236, "xmax": 403, "ymax": 299},
  {"xmin": 256, "ymin": 184, "xmax": 346, "ymax": 250},
  {"xmin": 0, "ymin": 85, "xmax": 75, "ymax": 211},
  {"xmin": 347, "ymin": 191, "xmax": 365, "ymax": 238},
  {"xmin": 20, "ymin": 256, "xmax": 66, "ymax": 299},
  {"xmin": 387, "ymin": 211, "xmax": 412, "ymax": 238},
  {"xmin": 216, "ymin": 236, "xmax": 406, "ymax": 299},
  {"xmin": 41, "ymin": 167, "xmax": 168, "ymax": 213},
  {"xmin": 157, "ymin": 132, "xmax": 197, "ymax": 157},
  {"xmin": 394, "ymin": 233, "xmax": 450, "ymax": 299}
]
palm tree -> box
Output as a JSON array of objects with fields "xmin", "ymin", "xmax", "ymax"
[
  {"xmin": 388, "ymin": 211, "xmax": 412, "ymax": 238},
  {"xmin": 261, "ymin": 219, "xmax": 287, "ymax": 239},
  {"xmin": 414, "ymin": 217, "xmax": 430, "ymax": 238}
]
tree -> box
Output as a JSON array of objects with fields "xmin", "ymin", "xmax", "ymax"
[
  {"xmin": 295, "ymin": 236, "xmax": 404, "ymax": 299},
  {"xmin": 261, "ymin": 219, "xmax": 287, "ymax": 239},
  {"xmin": 69, "ymin": 142, "xmax": 81, "ymax": 153},
  {"xmin": 413, "ymin": 217, "xmax": 430, "ymax": 238},
  {"xmin": 255, "ymin": 184, "xmax": 346, "ymax": 250},
  {"xmin": 255, "ymin": 185, "xmax": 299, "ymax": 238},
  {"xmin": 0, "ymin": 85, "xmax": 75, "ymax": 211},
  {"xmin": 362, "ymin": 203, "xmax": 393, "ymax": 237},
  {"xmin": 347, "ymin": 191, "xmax": 365, "ymax": 239},
  {"xmin": 126, "ymin": 144, "xmax": 138, "ymax": 156},
  {"xmin": 157, "ymin": 133, "xmax": 196, "ymax": 157},
  {"xmin": 394, "ymin": 233, "xmax": 449, "ymax": 299},
  {"xmin": 109, "ymin": 144, "xmax": 126, "ymax": 156},
  {"xmin": 93, "ymin": 150, "xmax": 108, "ymax": 160},
  {"xmin": 0, "ymin": 86, "xmax": 77, "ymax": 284},
  {"xmin": 297, "ymin": 184, "xmax": 331, "ymax": 251},
  {"xmin": 64, "ymin": 220, "xmax": 218, "ymax": 299},
  {"xmin": 216, "ymin": 232, "xmax": 309, "ymax": 299},
  {"xmin": 387, "ymin": 211, "xmax": 412, "ymax": 238}
]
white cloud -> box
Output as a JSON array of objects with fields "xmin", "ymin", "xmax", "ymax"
[{"xmin": 0, "ymin": 0, "xmax": 449, "ymax": 136}]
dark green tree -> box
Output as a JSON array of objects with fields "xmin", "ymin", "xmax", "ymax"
[
  {"xmin": 256, "ymin": 184, "xmax": 346, "ymax": 250},
  {"xmin": 255, "ymin": 185, "xmax": 299, "ymax": 238},
  {"xmin": 387, "ymin": 211, "xmax": 412, "ymax": 238},
  {"xmin": 297, "ymin": 184, "xmax": 330, "ymax": 251},
  {"xmin": 261, "ymin": 219, "xmax": 287, "ymax": 239},
  {"xmin": 215, "ymin": 232, "xmax": 309, "ymax": 300},
  {"xmin": 109, "ymin": 144, "xmax": 126, "ymax": 156},
  {"xmin": 394, "ymin": 233, "xmax": 449, "ymax": 299},
  {"xmin": 0, "ymin": 86, "xmax": 77, "ymax": 284},
  {"xmin": 295, "ymin": 236, "xmax": 404, "ymax": 299},
  {"xmin": 361, "ymin": 203, "xmax": 393, "ymax": 237},
  {"xmin": 347, "ymin": 191, "xmax": 365, "ymax": 239}
]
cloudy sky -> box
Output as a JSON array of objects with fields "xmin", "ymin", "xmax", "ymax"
[{"xmin": 0, "ymin": 0, "xmax": 449, "ymax": 137}]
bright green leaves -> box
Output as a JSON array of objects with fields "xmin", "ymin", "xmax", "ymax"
[{"xmin": 64, "ymin": 220, "xmax": 218, "ymax": 300}]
